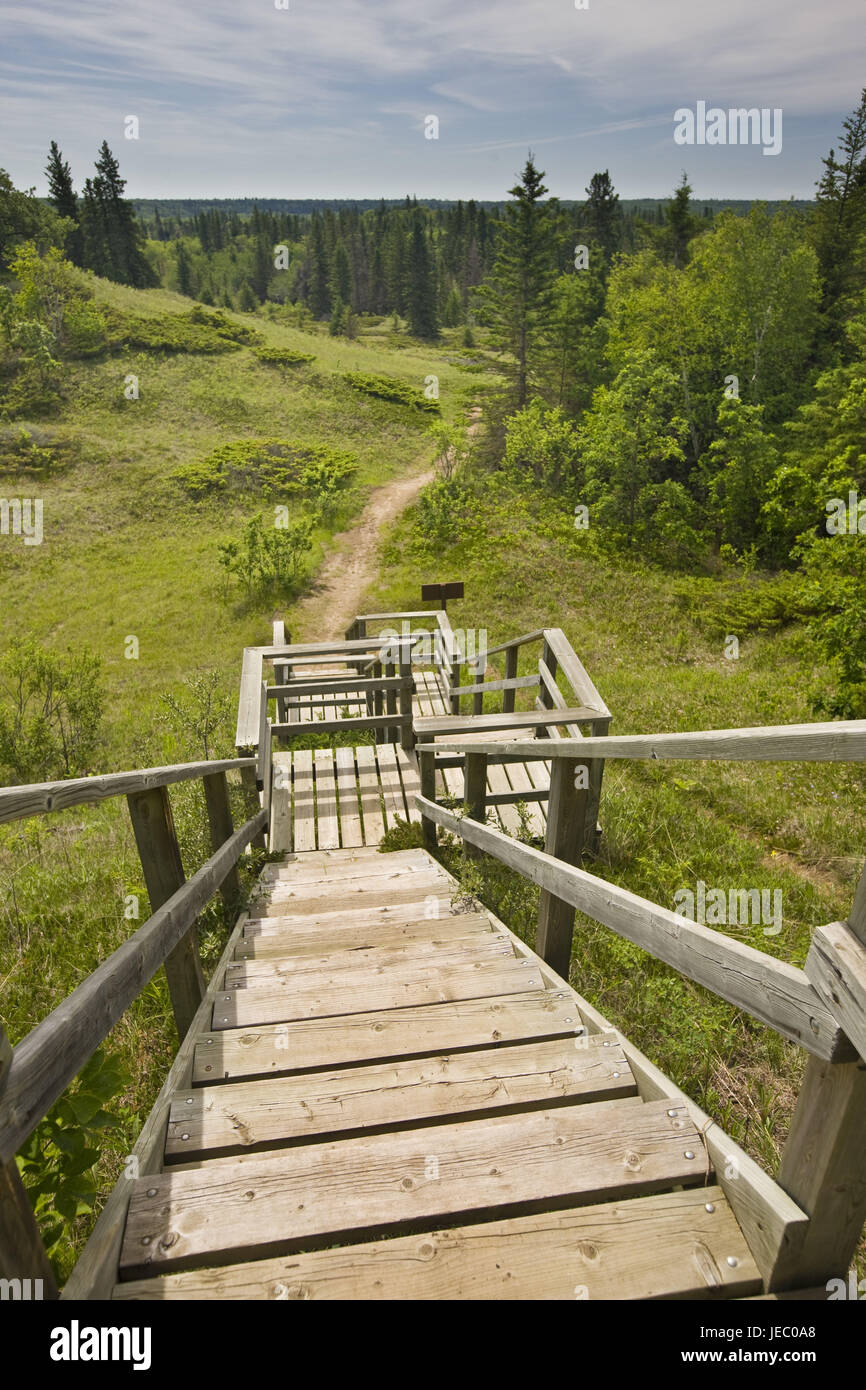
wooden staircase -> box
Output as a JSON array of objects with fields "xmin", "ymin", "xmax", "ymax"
[{"xmin": 112, "ymin": 846, "xmax": 761, "ymax": 1300}]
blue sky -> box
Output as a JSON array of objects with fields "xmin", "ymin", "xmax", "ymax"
[{"xmin": 2, "ymin": 0, "xmax": 864, "ymax": 201}]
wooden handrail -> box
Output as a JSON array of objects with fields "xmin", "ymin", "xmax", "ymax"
[
  {"xmin": 0, "ymin": 758, "xmax": 255, "ymax": 828},
  {"xmin": 482, "ymin": 628, "xmax": 547, "ymax": 659},
  {"xmin": 430, "ymin": 721, "xmax": 866, "ymax": 763},
  {"xmin": 0, "ymin": 806, "xmax": 267, "ymax": 1165},
  {"xmin": 415, "ymin": 792, "xmax": 850, "ymax": 1062}
]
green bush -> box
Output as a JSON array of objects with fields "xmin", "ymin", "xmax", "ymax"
[
  {"xmin": 173, "ymin": 437, "xmax": 356, "ymax": 501},
  {"xmin": 0, "ymin": 638, "xmax": 105, "ymax": 782},
  {"xmin": 253, "ymin": 346, "xmax": 316, "ymax": 367},
  {"xmin": 103, "ymin": 306, "xmax": 264, "ymax": 356},
  {"xmin": 344, "ymin": 370, "xmax": 440, "ymax": 413}
]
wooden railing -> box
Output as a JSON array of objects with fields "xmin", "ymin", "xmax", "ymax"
[
  {"xmin": 0, "ymin": 756, "xmax": 265, "ymax": 1297},
  {"xmin": 416, "ymin": 719, "xmax": 866, "ymax": 1292}
]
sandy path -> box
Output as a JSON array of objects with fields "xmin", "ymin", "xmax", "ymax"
[{"xmin": 286, "ymin": 466, "xmax": 434, "ymax": 642}]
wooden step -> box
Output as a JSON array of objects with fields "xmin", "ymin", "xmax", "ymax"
[
  {"xmin": 250, "ymin": 884, "xmax": 452, "ymax": 918},
  {"xmin": 244, "ymin": 900, "xmax": 470, "ymax": 935},
  {"xmin": 193, "ymin": 990, "xmax": 585, "ymax": 1084},
  {"xmin": 119, "ymin": 1098, "xmax": 708, "ymax": 1278},
  {"xmin": 213, "ymin": 957, "xmax": 545, "ymax": 1028},
  {"xmin": 223, "ymin": 935, "xmax": 514, "ymax": 988},
  {"xmin": 259, "ymin": 849, "xmax": 434, "ymax": 886},
  {"xmin": 236, "ymin": 912, "xmax": 495, "ymax": 958},
  {"xmin": 114, "ymin": 1185, "xmax": 760, "ymax": 1300},
  {"xmin": 166, "ymin": 1034, "xmax": 635, "ymax": 1162}
]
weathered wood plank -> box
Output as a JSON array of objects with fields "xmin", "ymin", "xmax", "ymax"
[
  {"xmin": 236, "ymin": 647, "xmax": 265, "ymax": 748},
  {"xmin": 268, "ymin": 753, "xmax": 291, "ymax": 854},
  {"xmin": 312, "ymin": 749, "xmax": 339, "ymax": 851},
  {"xmin": 114, "ymin": 1186, "xmax": 760, "ymax": 1301},
  {"xmin": 416, "ymin": 708, "xmax": 600, "ymax": 739},
  {"xmin": 0, "ymin": 808, "xmax": 267, "ymax": 1165},
  {"xmin": 377, "ymin": 742, "xmax": 409, "ymax": 828},
  {"xmin": 395, "ymin": 747, "xmax": 422, "ymax": 823},
  {"xmin": 120, "ymin": 1098, "xmax": 708, "ymax": 1277},
  {"xmin": 416, "ymin": 796, "xmax": 850, "ymax": 1062},
  {"xmin": 192, "ymin": 989, "xmax": 583, "ymax": 1084},
  {"xmin": 167, "ymin": 1033, "xmax": 635, "ymax": 1161},
  {"xmin": 0, "ymin": 758, "xmax": 254, "ymax": 828},
  {"xmin": 126, "ymin": 787, "xmax": 204, "ymax": 1041},
  {"xmin": 223, "ymin": 934, "xmax": 514, "ymax": 989},
  {"xmin": 236, "ymin": 913, "xmax": 495, "ymax": 959},
  {"xmin": 536, "ymin": 757, "xmax": 588, "ymax": 979},
  {"xmin": 290, "ymin": 750, "xmax": 316, "ymax": 853},
  {"xmin": 542, "ymin": 629, "xmax": 611, "ymax": 718},
  {"xmin": 334, "ymin": 746, "xmax": 363, "ymax": 848},
  {"xmin": 773, "ymin": 1055, "xmax": 866, "ymax": 1289},
  {"xmin": 354, "ymin": 744, "xmax": 385, "ymax": 845},
  {"xmin": 213, "ymin": 957, "xmax": 546, "ymax": 1028},
  {"xmin": 244, "ymin": 894, "xmax": 454, "ymax": 933},
  {"xmin": 805, "ymin": 921, "xmax": 866, "ymax": 1063},
  {"xmin": 434, "ymin": 720, "xmax": 866, "ymax": 765}
]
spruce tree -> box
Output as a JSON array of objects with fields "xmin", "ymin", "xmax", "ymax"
[
  {"xmin": 82, "ymin": 142, "xmax": 156, "ymax": 286},
  {"xmin": 307, "ymin": 216, "xmax": 331, "ymax": 318},
  {"xmin": 581, "ymin": 170, "xmax": 622, "ymax": 267},
  {"xmin": 405, "ymin": 213, "xmax": 439, "ymax": 339},
  {"xmin": 45, "ymin": 141, "xmax": 84, "ymax": 265},
  {"xmin": 812, "ymin": 88, "xmax": 866, "ymax": 346},
  {"xmin": 474, "ymin": 156, "xmax": 562, "ymax": 406}
]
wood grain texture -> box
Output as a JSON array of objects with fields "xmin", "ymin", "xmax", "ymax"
[
  {"xmin": 0, "ymin": 758, "xmax": 254, "ymax": 827},
  {"xmin": 120, "ymin": 1098, "xmax": 707, "ymax": 1277},
  {"xmin": 192, "ymin": 990, "xmax": 584, "ymax": 1084},
  {"xmin": 114, "ymin": 1186, "xmax": 760, "ymax": 1301},
  {"xmin": 806, "ymin": 921, "xmax": 866, "ymax": 1063},
  {"xmin": 166, "ymin": 1034, "xmax": 635, "ymax": 1160}
]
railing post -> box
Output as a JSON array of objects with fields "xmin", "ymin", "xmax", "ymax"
[
  {"xmin": 203, "ymin": 770, "xmax": 241, "ymax": 915},
  {"xmin": 239, "ymin": 764, "xmax": 267, "ymax": 849},
  {"xmin": 463, "ymin": 751, "xmax": 487, "ymax": 860},
  {"xmin": 503, "ymin": 646, "xmax": 518, "ymax": 713},
  {"xmin": 771, "ymin": 871, "xmax": 866, "ymax": 1289},
  {"xmin": 535, "ymin": 756, "xmax": 588, "ymax": 979},
  {"xmin": 584, "ymin": 719, "xmax": 610, "ymax": 854},
  {"xmin": 399, "ymin": 639, "xmax": 414, "ymax": 752},
  {"xmin": 385, "ymin": 660, "xmax": 397, "ymax": 743},
  {"xmin": 419, "ymin": 747, "xmax": 437, "ymax": 851},
  {"xmin": 126, "ymin": 786, "xmax": 204, "ymax": 1040},
  {"xmin": 771, "ymin": 1056, "xmax": 866, "ymax": 1289},
  {"xmin": 0, "ymin": 1023, "xmax": 59, "ymax": 1299}
]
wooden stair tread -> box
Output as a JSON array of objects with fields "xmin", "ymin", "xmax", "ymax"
[
  {"xmin": 223, "ymin": 934, "xmax": 513, "ymax": 987},
  {"xmin": 192, "ymin": 990, "xmax": 584, "ymax": 1083},
  {"xmin": 213, "ymin": 957, "xmax": 545, "ymax": 1027},
  {"xmin": 113, "ymin": 1185, "xmax": 760, "ymax": 1300},
  {"xmin": 236, "ymin": 912, "xmax": 494, "ymax": 956},
  {"xmin": 166, "ymin": 1034, "xmax": 636, "ymax": 1161},
  {"xmin": 119, "ymin": 1098, "xmax": 708, "ymax": 1279}
]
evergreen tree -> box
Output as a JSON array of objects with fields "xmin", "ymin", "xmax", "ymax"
[
  {"xmin": 175, "ymin": 239, "xmax": 194, "ymax": 297},
  {"xmin": 79, "ymin": 142, "xmax": 156, "ymax": 287},
  {"xmin": 251, "ymin": 233, "xmax": 272, "ymax": 302},
  {"xmin": 307, "ymin": 216, "xmax": 331, "ymax": 318},
  {"xmin": 581, "ymin": 170, "xmax": 622, "ymax": 267},
  {"xmin": 405, "ymin": 213, "xmax": 439, "ymax": 338},
  {"xmin": 474, "ymin": 156, "xmax": 562, "ymax": 407},
  {"xmin": 329, "ymin": 240, "xmax": 352, "ymax": 307},
  {"xmin": 45, "ymin": 141, "xmax": 83, "ymax": 266},
  {"xmin": 812, "ymin": 88, "xmax": 866, "ymax": 346},
  {"xmin": 666, "ymin": 174, "xmax": 699, "ymax": 268}
]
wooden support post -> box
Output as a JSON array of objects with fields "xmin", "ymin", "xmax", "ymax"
[
  {"xmin": 503, "ymin": 646, "xmax": 518, "ymax": 713},
  {"xmin": 463, "ymin": 751, "xmax": 487, "ymax": 860},
  {"xmin": 126, "ymin": 787, "xmax": 204, "ymax": 1040},
  {"xmin": 239, "ymin": 764, "xmax": 267, "ymax": 849},
  {"xmin": 372, "ymin": 661, "xmax": 384, "ymax": 741},
  {"xmin": 419, "ymin": 748, "xmax": 437, "ymax": 851},
  {"xmin": 385, "ymin": 661, "xmax": 397, "ymax": 743},
  {"xmin": 202, "ymin": 771, "xmax": 240, "ymax": 916},
  {"xmin": 535, "ymin": 756, "xmax": 588, "ymax": 979},
  {"xmin": 272, "ymin": 619, "xmax": 290, "ymax": 724},
  {"xmin": 772, "ymin": 1055, "xmax": 866, "ymax": 1289},
  {"xmin": 399, "ymin": 641, "xmax": 414, "ymax": 752},
  {"xmin": 584, "ymin": 720, "xmax": 609, "ymax": 853},
  {"xmin": 0, "ymin": 1024, "xmax": 58, "ymax": 1299},
  {"xmin": 536, "ymin": 640, "xmax": 558, "ymax": 739}
]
